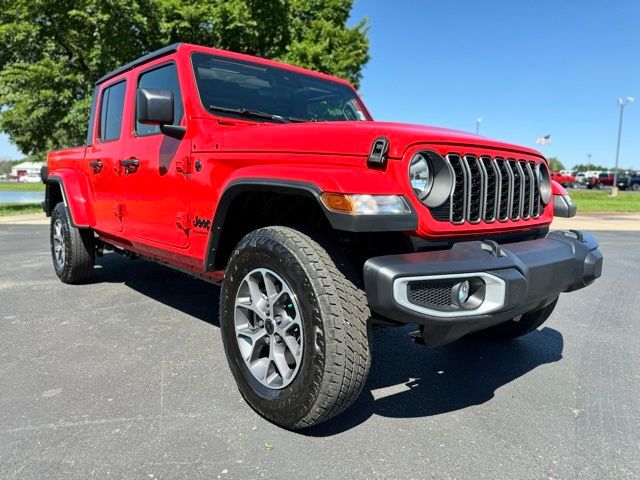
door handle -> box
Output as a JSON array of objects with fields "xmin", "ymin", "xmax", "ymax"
[
  {"xmin": 120, "ymin": 158, "xmax": 140, "ymax": 174},
  {"xmin": 89, "ymin": 160, "xmax": 103, "ymax": 173}
]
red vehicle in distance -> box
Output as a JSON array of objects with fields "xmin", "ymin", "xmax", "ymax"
[
  {"xmin": 42, "ymin": 43, "xmax": 603, "ymax": 429},
  {"xmin": 550, "ymin": 170, "xmax": 577, "ymax": 188},
  {"xmin": 587, "ymin": 172, "xmax": 614, "ymax": 190}
]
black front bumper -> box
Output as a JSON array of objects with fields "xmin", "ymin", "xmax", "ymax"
[{"xmin": 363, "ymin": 230, "xmax": 603, "ymax": 346}]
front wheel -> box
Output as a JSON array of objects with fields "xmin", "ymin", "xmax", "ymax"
[
  {"xmin": 219, "ymin": 226, "xmax": 371, "ymax": 429},
  {"xmin": 50, "ymin": 202, "xmax": 95, "ymax": 284},
  {"xmin": 475, "ymin": 298, "xmax": 558, "ymax": 341}
]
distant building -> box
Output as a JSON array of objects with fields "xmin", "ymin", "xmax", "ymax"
[{"xmin": 10, "ymin": 161, "xmax": 44, "ymax": 179}]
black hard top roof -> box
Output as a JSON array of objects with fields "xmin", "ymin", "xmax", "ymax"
[{"xmin": 95, "ymin": 43, "xmax": 182, "ymax": 85}]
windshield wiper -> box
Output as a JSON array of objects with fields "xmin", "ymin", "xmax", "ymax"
[
  {"xmin": 208, "ymin": 105, "xmax": 307, "ymax": 124},
  {"xmin": 208, "ymin": 105, "xmax": 284, "ymax": 122}
]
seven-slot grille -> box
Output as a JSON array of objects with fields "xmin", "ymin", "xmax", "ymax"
[{"xmin": 430, "ymin": 154, "xmax": 543, "ymax": 224}]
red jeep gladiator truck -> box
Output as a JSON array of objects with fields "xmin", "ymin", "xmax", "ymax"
[
  {"xmin": 550, "ymin": 170, "xmax": 576, "ymax": 188},
  {"xmin": 42, "ymin": 43, "xmax": 603, "ymax": 429}
]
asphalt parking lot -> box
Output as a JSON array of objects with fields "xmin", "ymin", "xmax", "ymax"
[{"xmin": 1, "ymin": 225, "xmax": 638, "ymax": 479}]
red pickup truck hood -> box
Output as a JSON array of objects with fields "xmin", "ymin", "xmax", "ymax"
[{"xmin": 214, "ymin": 120, "xmax": 544, "ymax": 159}]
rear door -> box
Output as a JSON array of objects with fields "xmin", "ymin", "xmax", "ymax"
[
  {"xmin": 85, "ymin": 79, "xmax": 128, "ymax": 233},
  {"xmin": 122, "ymin": 61, "xmax": 191, "ymax": 248}
]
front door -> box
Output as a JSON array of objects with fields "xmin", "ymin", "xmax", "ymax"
[
  {"xmin": 86, "ymin": 79, "xmax": 128, "ymax": 234},
  {"xmin": 123, "ymin": 61, "xmax": 191, "ymax": 249}
]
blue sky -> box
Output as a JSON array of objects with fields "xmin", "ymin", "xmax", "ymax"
[
  {"xmin": 2, "ymin": 1, "xmax": 639, "ymax": 169},
  {"xmin": 350, "ymin": 0, "xmax": 640, "ymax": 169}
]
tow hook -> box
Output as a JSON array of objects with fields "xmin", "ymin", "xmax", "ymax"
[
  {"xmin": 409, "ymin": 329, "xmax": 426, "ymax": 346},
  {"xmin": 481, "ymin": 240, "xmax": 506, "ymax": 258}
]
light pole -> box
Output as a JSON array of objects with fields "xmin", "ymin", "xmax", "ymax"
[
  {"xmin": 475, "ymin": 117, "xmax": 482, "ymax": 135},
  {"xmin": 613, "ymin": 96, "xmax": 634, "ymax": 194}
]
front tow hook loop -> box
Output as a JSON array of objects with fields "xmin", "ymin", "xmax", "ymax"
[
  {"xmin": 569, "ymin": 229, "xmax": 585, "ymax": 242},
  {"xmin": 481, "ymin": 240, "xmax": 506, "ymax": 258}
]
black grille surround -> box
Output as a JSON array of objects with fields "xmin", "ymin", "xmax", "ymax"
[{"xmin": 430, "ymin": 154, "xmax": 544, "ymax": 224}]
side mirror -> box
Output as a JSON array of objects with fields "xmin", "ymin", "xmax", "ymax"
[
  {"xmin": 137, "ymin": 88, "xmax": 174, "ymax": 125},
  {"xmin": 136, "ymin": 88, "xmax": 185, "ymax": 139}
]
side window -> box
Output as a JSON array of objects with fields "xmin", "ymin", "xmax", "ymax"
[
  {"xmin": 136, "ymin": 63, "xmax": 183, "ymax": 136},
  {"xmin": 99, "ymin": 81, "xmax": 127, "ymax": 142}
]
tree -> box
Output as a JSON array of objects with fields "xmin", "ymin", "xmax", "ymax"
[
  {"xmin": 0, "ymin": 0, "xmax": 370, "ymax": 160},
  {"xmin": 0, "ymin": 159, "xmax": 22, "ymax": 176},
  {"xmin": 572, "ymin": 163, "xmax": 607, "ymax": 172},
  {"xmin": 547, "ymin": 157, "xmax": 565, "ymax": 172}
]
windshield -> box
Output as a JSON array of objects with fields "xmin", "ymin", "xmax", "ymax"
[{"xmin": 191, "ymin": 53, "xmax": 370, "ymax": 123}]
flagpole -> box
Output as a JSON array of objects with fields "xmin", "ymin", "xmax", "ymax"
[{"xmin": 613, "ymin": 97, "xmax": 634, "ymax": 195}]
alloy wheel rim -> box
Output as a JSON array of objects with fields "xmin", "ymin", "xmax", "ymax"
[
  {"xmin": 234, "ymin": 268, "xmax": 303, "ymax": 389},
  {"xmin": 52, "ymin": 219, "xmax": 65, "ymax": 269}
]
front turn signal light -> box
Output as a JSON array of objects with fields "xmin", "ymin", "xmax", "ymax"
[{"xmin": 321, "ymin": 193, "xmax": 410, "ymax": 215}]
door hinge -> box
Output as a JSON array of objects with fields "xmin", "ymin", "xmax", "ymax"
[
  {"xmin": 176, "ymin": 156, "xmax": 192, "ymax": 175},
  {"xmin": 176, "ymin": 212, "xmax": 190, "ymax": 231}
]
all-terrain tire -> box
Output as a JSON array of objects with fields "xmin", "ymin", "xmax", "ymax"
[
  {"xmin": 219, "ymin": 226, "xmax": 371, "ymax": 429},
  {"xmin": 475, "ymin": 297, "xmax": 559, "ymax": 341},
  {"xmin": 50, "ymin": 202, "xmax": 95, "ymax": 284}
]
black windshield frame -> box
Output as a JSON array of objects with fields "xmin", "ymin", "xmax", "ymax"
[{"xmin": 190, "ymin": 52, "xmax": 371, "ymax": 123}]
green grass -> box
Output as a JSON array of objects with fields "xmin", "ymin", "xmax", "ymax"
[
  {"xmin": 569, "ymin": 189, "xmax": 640, "ymax": 213},
  {"xmin": 0, "ymin": 182, "xmax": 45, "ymax": 191},
  {"xmin": 0, "ymin": 203, "xmax": 42, "ymax": 216}
]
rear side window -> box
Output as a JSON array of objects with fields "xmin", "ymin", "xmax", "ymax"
[
  {"xmin": 136, "ymin": 63, "xmax": 183, "ymax": 136},
  {"xmin": 99, "ymin": 81, "xmax": 127, "ymax": 142}
]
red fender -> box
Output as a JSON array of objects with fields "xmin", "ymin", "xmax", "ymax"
[
  {"xmin": 552, "ymin": 180, "xmax": 568, "ymax": 196},
  {"xmin": 48, "ymin": 168, "xmax": 95, "ymax": 227}
]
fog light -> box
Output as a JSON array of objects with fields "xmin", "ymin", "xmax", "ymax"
[{"xmin": 457, "ymin": 280, "xmax": 470, "ymax": 304}]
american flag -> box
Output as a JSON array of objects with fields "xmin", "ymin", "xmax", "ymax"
[{"xmin": 536, "ymin": 134, "xmax": 551, "ymax": 145}]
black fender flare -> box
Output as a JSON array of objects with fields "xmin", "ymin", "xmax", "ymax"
[{"xmin": 203, "ymin": 178, "xmax": 418, "ymax": 271}]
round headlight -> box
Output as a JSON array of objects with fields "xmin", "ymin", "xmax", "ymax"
[
  {"xmin": 409, "ymin": 153, "xmax": 432, "ymax": 200},
  {"xmin": 537, "ymin": 162, "xmax": 552, "ymax": 205}
]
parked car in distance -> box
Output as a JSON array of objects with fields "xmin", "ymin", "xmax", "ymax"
[
  {"xmin": 18, "ymin": 174, "xmax": 42, "ymax": 183},
  {"xmin": 617, "ymin": 173, "xmax": 640, "ymax": 191},
  {"xmin": 42, "ymin": 43, "xmax": 603, "ymax": 429},
  {"xmin": 576, "ymin": 170, "xmax": 601, "ymax": 185},
  {"xmin": 551, "ymin": 170, "xmax": 576, "ymax": 188},
  {"xmin": 587, "ymin": 172, "xmax": 614, "ymax": 190}
]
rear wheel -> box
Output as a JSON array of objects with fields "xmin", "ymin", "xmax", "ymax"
[
  {"xmin": 475, "ymin": 298, "xmax": 558, "ymax": 341},
  {"xmin": 632, "ymin": 183, "xmax": 640, "ymax": 192},
  {"xmin": 219, "ymin": 226, "xmax": 371, "ymax": 429},
  {"xmin": 50, "ymin": 202, "xmax": 95, "ymax": 284}
]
